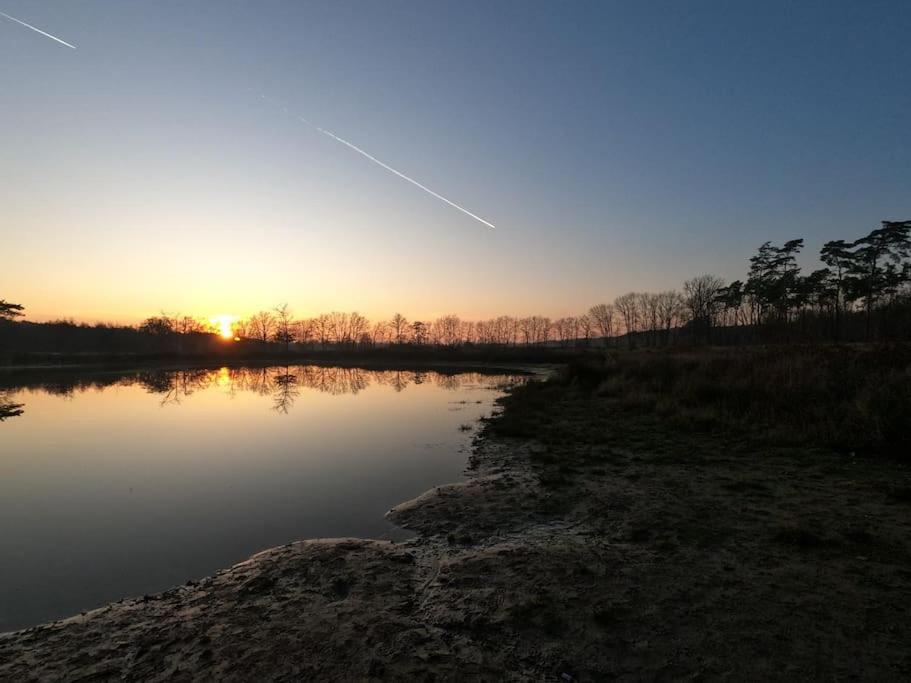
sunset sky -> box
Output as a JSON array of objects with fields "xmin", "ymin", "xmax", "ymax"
[{"xmin": 2, "ymin": 1, "xmax": 909, "ymax": 324}]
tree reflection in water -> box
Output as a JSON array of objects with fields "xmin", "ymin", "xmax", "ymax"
[
  {"xmin": 0, "ymin": 366, "xmax": 523, "ymax": 416},
  {"xmin": 0, "ymin": 399, "xmax": 24, "ymax": 421}
]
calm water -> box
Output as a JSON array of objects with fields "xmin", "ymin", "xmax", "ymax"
[{"xmin": 0, "ymin": 364, "xmax": 521, "ymax": 632}]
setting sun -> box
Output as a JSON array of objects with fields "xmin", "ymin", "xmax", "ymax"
[{"xmin": 210, "ymin": 315, "xmax": 236, "ymax": 340}]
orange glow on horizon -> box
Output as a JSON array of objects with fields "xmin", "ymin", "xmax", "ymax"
[{"xmin": 210, "ymin": 315, "xmax": 236, "ymax": 340}]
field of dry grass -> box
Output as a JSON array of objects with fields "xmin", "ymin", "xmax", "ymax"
[{"xmin": 502, "ymin": 344, "xmax": 911, "ymax": 458}]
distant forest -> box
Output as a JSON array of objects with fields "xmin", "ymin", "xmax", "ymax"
[{"xmin": 1, "ymin": 219, "xmax": 909, "ymax": 361}]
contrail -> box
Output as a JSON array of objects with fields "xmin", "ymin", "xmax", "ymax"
[
  {"xmin": 261, "ymin": 95, "xmax": 495, "ymax": 229},
  {"xmin": 0, "ymin": 10, "xmax": 77, "ymax": 49}
]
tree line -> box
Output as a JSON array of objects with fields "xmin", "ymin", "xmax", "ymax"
[
  {"xmin": 3, "ymin": 218, "xmax": 909, "ymax": 353},
  {"xmin": 714, "ymin": 220, "xmax": 911, "ymax": 342}
]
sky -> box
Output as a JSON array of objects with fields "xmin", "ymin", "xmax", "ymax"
[{"xmin": 1, "ymin": 1, "xmax": 909, "ymax": 324}]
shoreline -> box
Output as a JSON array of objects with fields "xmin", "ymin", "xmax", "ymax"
[
  {"xmin": 0, "ymin": 412, "xmax": 562, "ymax": 679},
  {"xmin": 0, "ymin": 358, "xmax": 551, "ymax": 391},
  {"xmin": 2, "ymin": 372, "xmax": 910, "ymax": 679}
]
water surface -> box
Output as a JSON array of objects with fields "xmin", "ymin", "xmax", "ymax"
[{"xmin": 0, "ymin": 364, "xmax": 521, "ymax": 632}]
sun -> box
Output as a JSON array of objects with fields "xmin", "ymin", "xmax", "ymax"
[{"xmin": 210, "ymin": 315, "xmax": 236, "ymax": 340}]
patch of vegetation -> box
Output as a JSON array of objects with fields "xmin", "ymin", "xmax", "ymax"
[{"xmin": 492, "ymin": 346, "xmax": 911, "ymax": 459}]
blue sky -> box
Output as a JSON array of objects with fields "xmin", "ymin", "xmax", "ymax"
[{"xmin": 1, "ymin": 1, "xmax": 908, "ymax": 321}]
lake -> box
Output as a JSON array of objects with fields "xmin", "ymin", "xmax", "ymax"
[{"xmin": 0, "ymin": 364, "xmax": 522, "ymax": 632}]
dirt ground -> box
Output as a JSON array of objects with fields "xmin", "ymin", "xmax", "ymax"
[{"xmin": 2, "ymin": 381, "xmax": 910, "ymax": 681}]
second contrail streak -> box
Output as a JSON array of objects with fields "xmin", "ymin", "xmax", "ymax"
[
  {"xmin": 309, "ymin": 121, "xmax": 496, "ymax": 230},
  {"xmin": 261, "ymin": 95, "xmax": 494, "ymax": 229},
  {"xmin": 0, "ymin": 10, "xmax": 77, "ymax": 49}
]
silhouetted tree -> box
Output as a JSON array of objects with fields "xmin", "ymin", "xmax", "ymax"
[
  {"xmin": 294, "ymin": 319, "xmax": 315, "ymax": 346},
  {"xmin": 0, "ymin": 389, "xmax": 24, "ymax": 421},
  {"xmin": 349, "ymin": 312, "xmax": 369, "ymax": 345},
  {"xmin": 139, "ymin": 315, "xmax": 174, "ymax": 336},
  {"xmin": 746, "ymin": 239, "xmax": 804, "ymax": 327},
  {"xmin": 433, "ymin": 314, "xmax": 462, "ymax": 347},
  {"xmin": 656, "ymin": 291, "xmax": 685, "ymax": 344},
  {"xmin": 313, "ymin": 314, "xmax": 330, "ymax": 348},
  {"xmin": 173, "ymin": 315, "xmax": 205, "ymax": 335},
  {"xmin": 553, "ymin": 316, "xmax": 578, "ymax": 347},
  {"xmin": 411, "ymin": 320, "xmax": 428, "ymax": 345},
  {"xmin": 249, "ymin": 310, "xmax": 275, "ymax": 343},
  {"xmin": 819, "ymin": 239, "xmax": 855, "ymax": 340},
  {"xmin": 271, "ymin": 368, "xmax": 299, "ymax": 414},
  {"xmin": 614, "ymin": 293, "xmax": 639, "ymax": 348},
  {"xmin": 684, "ymin": 275, "xmax": 724, "ymax": 342},
  {"xmin": 577, "ymin": 314, "xmax": 594, "ymax": 346},
  {"xmin": 848, "ymin": 220, "xmax": 911, "ymax": 339},
  {"xmin": 0, "ymin": 300, "xmax": 24, "ymax": 319},
  {"xmin": 390, "ymin": 313, "xmax": 409, "ymax": 344},
  {"xmin": 272, "ymin": 304, "xmax": 294, "ymax": 351},
  {"xmin": 588, "ymin": 303, "xmax": 615, "ymax": 346},
  {"xmin": 371, "ymin": 320, "xmax": 389, "ymax": 346},
  {"xmin": 639, "ymin": 292, "xmax": 661, "ymax": 346}
]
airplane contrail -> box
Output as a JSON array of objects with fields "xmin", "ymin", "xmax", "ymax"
[
  {"xmin": 261, "ymin": 95, "xmax": 495, "ymax": 229},
  {"xmin": 0, "ymin": 10, "xmax": 77, "ymax": 49}
]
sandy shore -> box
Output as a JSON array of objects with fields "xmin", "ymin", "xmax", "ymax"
[
  {"xmin": 0, "ymin": 438, "xmax": 582, "ymax": 680},
  {"xmin": 2, "ymin": 379, "xmax": 910, "ymax": 680}
]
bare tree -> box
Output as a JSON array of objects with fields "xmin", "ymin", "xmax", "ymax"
[
  {"xmin": 174, "ymin": 315, "xmax": 205, "ymax": 335},
  {"xmin": 433, "ymin": 314, "xmax": 462, "ymax": 347},
  {"xmin": 614, "ymin": 293, "xmax": 639, "ymax": 348},
  {"xmin": 656, "ymin": 290, "xmax": 685, "ymax": 344},
  {"xmin": 519, "ymin": 317, "xmax": 535, "ymax": 345},
  {"xmin": 390, "ymin": 313, "xmax": 409, "ymax": 344},
  {"xmin": 312, "ymin": 314, "xmax": 330, "ymax": 349},
  {"xmin": 272, "ymin": 304, "xmax": 294, "ymax": 351},
  {"xmin": 490, "ymin": 316, "xmax": 515, "ymax": 345},
  {"xmin": 683, "ymin": 275, "xmax": 725, "ymax": 342},
  {"xmin": 233, "ymin": 318, "xmax": 249, "ymax": 340},
  {"xmin": 475, "ymin": 319, "xmax": 491, "ymax": 344},
  {"xmin": 535, "ymin": 316, "xmax": 552, "ymax": 345},
  {"xmin": 459, "ymin": 320, "xmax": 476, "ymax": 344},
  {"xmin": 588, "ymin": 303, "xmax": 614, "ymax": 347},
  {"xmin": 271, "ymin": 368, "xmax": 299, "ymax": 414},
  {"xmin": 249, "ymin": 310, "xmax": 275, "ymax": 343},
  {"xmin": 294, "ymin": 319, "xmax": 315, "ymax": 347},
  {"xmin": 553, "ymin": 316, "xmax": 578, "ymax": 347},
  {"xmin": 349, "ymin": 312, "xmax": 370, "ymax": 345},
  {"xmin": 326, "ymin": 311, "xmax": 347, "ymax": 344},
  {"xmin": 371, "ymin": 320, "xmax": 389, "ymax": 346},
  {"xmin": 577, "ymin": 314, "xmax": 594, "ymax": 346},
  {"xmin": 639, "ymin": 293, "xmax": 662, "ymax": 346}
]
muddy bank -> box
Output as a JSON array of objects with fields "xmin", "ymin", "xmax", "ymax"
[{"xmin": 2, "ymin": 378, "xmax": 911, "ymax": 680}]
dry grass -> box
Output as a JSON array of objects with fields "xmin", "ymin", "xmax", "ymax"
[
  {"xmin": 493, "ymin": 345, "xmax": 911, "ymax": 458},
  {"xmin": 584, "ymin": 345, "xmax": 911, "ymax": 457}
]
